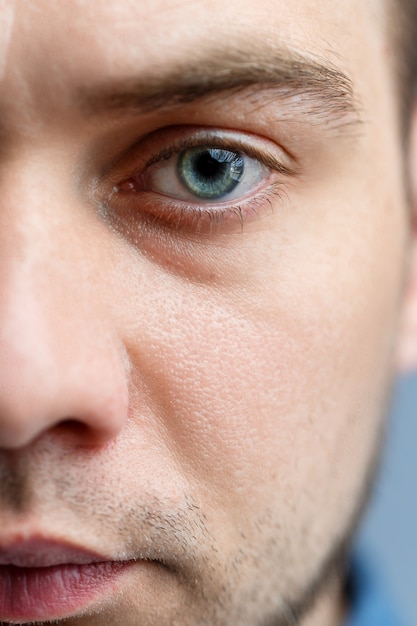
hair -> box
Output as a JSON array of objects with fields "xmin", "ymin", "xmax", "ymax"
[{"xmin": 393, "ymin": 0, "xmax": 417, "ymax": 128}]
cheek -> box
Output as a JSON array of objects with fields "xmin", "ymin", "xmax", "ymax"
[{"xmin": 111, "ymin": 179, "xmax": 406, "ymax": 528}]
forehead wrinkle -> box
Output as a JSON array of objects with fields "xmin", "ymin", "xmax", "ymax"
[{"xmin": 77, "ymin": 44, "xmax": 364, "ymax": 131}]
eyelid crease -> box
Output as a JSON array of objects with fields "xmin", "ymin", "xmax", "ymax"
[
  {"xmin": 117, "ymin": 127, "xmax": 298, "ymax": 183},
  {"xmin": 145, "ymin": 136, "xmax": 294, "ymax": 176}
]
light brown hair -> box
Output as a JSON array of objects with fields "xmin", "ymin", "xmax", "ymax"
[{"xmin": 393, "ymin": 0, "xmax": 417, "ymax": 128}]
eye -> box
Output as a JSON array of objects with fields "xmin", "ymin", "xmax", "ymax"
[
  {"xmin": 111, "ymin": 128, "xmax": 295, "ymax": 232},
  {"xmin": 146, "ymin": 145, "xmax": 267, "ymax": 203}
]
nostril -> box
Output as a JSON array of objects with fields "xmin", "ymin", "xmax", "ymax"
[
  {"xmin": 51, "ymin": 419, "xmax": 96, "ymax": 444},
  {"xmin": 55, "ymin": 419, "xmax": 89, "ymax": 433},
  {"xmin": 50, "ymin": 416, "xmax": 122, "ymax": 448}
]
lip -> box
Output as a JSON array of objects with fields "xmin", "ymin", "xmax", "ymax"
[
  {"xmin": 0, "ymin": 538, "xmax": 132, "ymax": 622},
  {"xmin": 0, "ymin": 537, "xmax": 110, "ymax": 567}
]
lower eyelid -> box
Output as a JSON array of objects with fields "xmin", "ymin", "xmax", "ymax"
[{"xmin": 113, "ymin": 180, "xmax": 286, "ymax": 235}]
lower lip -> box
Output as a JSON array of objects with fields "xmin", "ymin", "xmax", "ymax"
[{"xmin": 0, "ymin": 560, "xmax": 131, "ymax": 622}]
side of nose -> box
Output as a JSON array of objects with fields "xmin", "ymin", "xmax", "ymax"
[{"xmin": 0, "ymin": 159, "xmax": 130, "ymax": 449}]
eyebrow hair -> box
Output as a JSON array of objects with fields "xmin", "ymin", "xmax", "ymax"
[{"xmin": 79, "ymin": 45, "xmax": 363, "ymax": 130}]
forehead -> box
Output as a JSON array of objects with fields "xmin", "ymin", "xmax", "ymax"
[
  {"xmin": 0, "ymin": 0, "xmax": 398, "ymax": 152},
  {"xmin": 2, "ymin": 0, "xmax": 385, "ymax": 82}
]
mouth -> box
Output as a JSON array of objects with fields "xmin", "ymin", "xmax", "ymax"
[{"xmin": 0, "ymin": 538, "xmax": 134, "ymax": 623}]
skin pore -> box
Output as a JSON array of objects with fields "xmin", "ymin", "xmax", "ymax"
[{"xmin": 0, "ymin": 1, "xmax": 416, "ymax": 625}]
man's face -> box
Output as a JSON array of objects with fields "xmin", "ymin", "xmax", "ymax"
[{"xmin": 0, "ymin": 1, "xmax": 415, "ymax": 625}]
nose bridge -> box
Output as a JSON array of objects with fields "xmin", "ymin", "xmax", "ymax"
[
  {"xmin": 0, "ymin": 155, "xmax": 67, "ymax": 339},
  {"xmin": 0, "ymin": 156, "xmax": 129, "ymax": 449},
  {"xmin": 0, "ymin": 154, "xmax": 87, "ymax": 349}
]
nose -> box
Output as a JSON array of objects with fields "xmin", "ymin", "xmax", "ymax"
[{"xmin": 0, "ymin": 158, "xmax": 129, "ymax": 449}]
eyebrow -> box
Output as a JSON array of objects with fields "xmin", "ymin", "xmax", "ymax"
[{"xmin": 79, "ymin": 45, "xmax": 363, "ymax": 130}]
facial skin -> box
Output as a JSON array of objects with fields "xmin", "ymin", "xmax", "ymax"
[{"xmin": 0, "ymin": 1, "xmax": 416, "ymax": 624}]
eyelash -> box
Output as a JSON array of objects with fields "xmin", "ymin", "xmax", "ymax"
[{"xmin": 109, "ymin": 129, "xmax": 294, "ymax": 233}]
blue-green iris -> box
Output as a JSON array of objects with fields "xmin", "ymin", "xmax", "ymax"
[{"xmin": 177, "ymin": 147, "xmax": 245, "ymax": 200}]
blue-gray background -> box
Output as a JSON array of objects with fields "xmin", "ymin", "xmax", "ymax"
[{"xmin": 358, "ymin": 370, "xmax": 417, "ymax": 624}]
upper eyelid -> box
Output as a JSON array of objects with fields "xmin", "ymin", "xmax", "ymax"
[
  {"xmin": 110, "ymin": 126, "xmax": 298, "ymax": 182},
  {"xmin": 143, "ymin": 136, "xmax": 293, "ymax": 175}
]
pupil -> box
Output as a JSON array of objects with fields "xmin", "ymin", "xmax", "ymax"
[{"xmin": 195, "ymin": 153, "xmax": 224, "ymax": 179}]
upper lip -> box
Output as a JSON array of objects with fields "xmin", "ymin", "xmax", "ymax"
[{"xmin": 0, "ymin": 537, "xmax": 110, "ymax": 568}]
